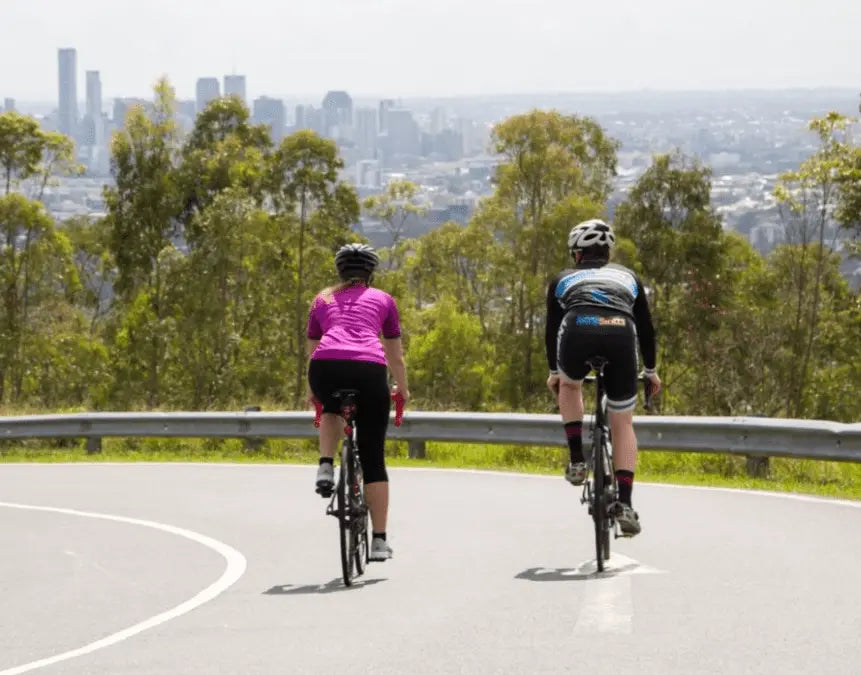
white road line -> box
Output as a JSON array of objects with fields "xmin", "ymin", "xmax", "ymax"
[
  {"xmin": 0, "ymin": 502, "xmax": 247, "ymax": 675},
  {"xmin": 570, "ymin": 554, "xmax": 663, "ymax": 635},
  {"xmin": 574, "ymin": 575, "xmax": 634, "ymax": 635}
]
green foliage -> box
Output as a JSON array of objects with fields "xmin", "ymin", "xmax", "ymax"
[{"xmin": 0, "ymin": 90, "xmax": 857, "ymax": 436}]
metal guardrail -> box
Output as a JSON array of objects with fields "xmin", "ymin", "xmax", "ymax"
[{"xmin": 1, "ymin": 411, "xmax": 860, "ymax": 463}]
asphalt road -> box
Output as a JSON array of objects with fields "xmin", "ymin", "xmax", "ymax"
[{"xmin": 1, "ymin": 463, "xmax": 860, "ymax": 674}]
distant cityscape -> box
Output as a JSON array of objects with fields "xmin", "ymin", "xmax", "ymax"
[{"xmin": 2, "ymin": 48, "xmax": 859, "ymax": 285}]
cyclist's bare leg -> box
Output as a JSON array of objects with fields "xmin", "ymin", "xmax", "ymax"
[
  {"xmin": 608, "ymin": 410, "xmax": 636, "ymax": 472},
  {"xmin": 319, "ymin": 413, "xmax": 342, "ymax": 459},
  {"xmin": 365, "ymin": 481, "xmax": 388, "ymax": 532},
  {"xmin": 558, "ymin": 379, "xmax": 584, "ymax": 421}
]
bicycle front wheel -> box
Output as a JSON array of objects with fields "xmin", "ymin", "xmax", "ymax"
[{"xmin": 351, "ymin": 455, "xmax": 368, "ymax": 576}]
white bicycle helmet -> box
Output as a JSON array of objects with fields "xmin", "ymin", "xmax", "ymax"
[{"xmin": 567, "ymin": 219, "xmax": 616, "ymax": 255}]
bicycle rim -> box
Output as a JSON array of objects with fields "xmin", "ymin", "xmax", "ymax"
[
  {"xmin": 601, "ymin": 435, "xmax": 613, "ymax": 562},
  {"xmin": 337, "ymin": 445, "xmax": 354, "ymax": 586},
  {"xmin": 352, "ymin": 456, "xmax": 368, "ymax": 576}
]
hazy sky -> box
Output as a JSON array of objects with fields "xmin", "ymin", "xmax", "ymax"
[{"xmin": 2, "ymin": 0, "xmax": 859, "ymax": 102}]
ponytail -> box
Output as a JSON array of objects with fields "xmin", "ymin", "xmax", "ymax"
[{"xmin": 319, "ymin": 278, "xmax": 368, "ymax": 304}]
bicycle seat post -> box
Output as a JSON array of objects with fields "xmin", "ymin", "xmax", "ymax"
[{"xmin": 333, "ymin": 389, "xmax": 359, "ymax": 439}]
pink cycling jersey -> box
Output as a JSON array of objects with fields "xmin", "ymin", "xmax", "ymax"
[{"xmin": 306, "ymin": 285, "xmax": 401, "ymax": 365}]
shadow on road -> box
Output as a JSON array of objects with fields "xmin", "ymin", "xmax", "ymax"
[
  {"xmin": 515, "ymin": 563, "xmax": 639, "ymax": 582},
  {"xmin": 264, "ymin": 578, "xmax": 387, "ymax": 595}
]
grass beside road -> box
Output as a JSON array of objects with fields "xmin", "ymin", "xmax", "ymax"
[{"xmin": 2, "ymin": 437, "xmax": 861, "ymax": 501}]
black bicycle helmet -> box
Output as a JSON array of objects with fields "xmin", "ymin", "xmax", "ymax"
[{"xmin": 335, "ymin": 243, "xmax": 380, "ymax": 281}]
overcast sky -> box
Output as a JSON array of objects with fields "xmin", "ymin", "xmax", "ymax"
[{"xmin": 2, "ymin": 0, "xmax": 859, "ymax": 102}]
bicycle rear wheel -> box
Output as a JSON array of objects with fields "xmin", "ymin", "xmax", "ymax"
[
  {"xmin": 600, "ymin": 435, "xmax": 612, "ymax": 563},
  {"xmin": 593, "ymin": 431, "xmax": 606, "ymax": 572},
  {"xmin": 337, "ymin": 444, "xmax": 355, "ymax": 586},
  {"xmin": 350, "ymin": 455, "xmax": 368, "ymax": 576}
]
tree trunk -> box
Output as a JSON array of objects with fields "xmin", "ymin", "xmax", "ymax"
[{"xmin": 293, "ymin": 195, "xmax": 307, "ymax": 407}]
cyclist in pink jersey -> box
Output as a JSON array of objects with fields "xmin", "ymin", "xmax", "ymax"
[{"xmin": 306, "ymin": 243, "xmax": 409, "ymax": 562}]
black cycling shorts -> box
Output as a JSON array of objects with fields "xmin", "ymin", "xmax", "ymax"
[
  {"xmin": 307, "ymin": 358, "xmax": 390, "ymax": 483},
  {"xmin": 557, "ymin": 309, "xmax": 639, "ymax": 412}
]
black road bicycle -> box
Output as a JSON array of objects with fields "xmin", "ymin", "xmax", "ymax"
[
  {"xmin": 314, "ymin": 389, "xmax": 404, "ymax": 587},
  {"xmin": 581, "ymin": 359, "xmax": 652, "ymax": 573}
]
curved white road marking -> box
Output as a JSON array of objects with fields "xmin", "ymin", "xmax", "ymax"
[{"xmin": 0, "ymin": 502, "xmax": 247, "ymax": 675}]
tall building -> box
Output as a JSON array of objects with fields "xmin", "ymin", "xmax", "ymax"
[
  {"xmin": 112, "ymin": 97, "xmax": 147, "ymax": 129},
  {"xmin": 379, "ymin": 98, "xmax": 395, "ymax": 133},
  {"xmin": 431, "ymin": 107, "xmax": 447, "ymax": 135},
  {"xmin": 386, "ymin": 108, "xmax": 420, "ymax": 157},
  {"xmin": 58, "ymin": 48, "xmax": 79, "ymax": 139},
  {"xmin": 3, "ymin": 98, "xmax": 14, "ymax": 112},
  {"xmin": 224, "ymin": 75, "xmax": 247, "ymax": 104},
  {"xmin": 322, "ymin": 90, "xmax": 352, "ymax": 138},
  {"xmin": 83, "ymin": 70, "xmax": 103, "ymax": 147},
  {"xmin": 354, "ymin": 107, "xmax": 378, "ymax": 160},
  {"xmin": 294, "ymin": 104, "xmax": 307, "ymax": 130},
  {"xmin": 356, "ymin": 159, "xmax": 381, "ymax": 189},
  {"xmin": 252, "ymin": 96, "xmax": 286, "ymax": 141},
  {"xmin": 196, "ymin": 77, "xmax": 220, "ymax": 112}
]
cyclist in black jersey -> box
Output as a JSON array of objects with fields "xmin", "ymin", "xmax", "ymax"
[{"xmin": 545, "ymin": 219, "xmax": 661, "ymax": 536}]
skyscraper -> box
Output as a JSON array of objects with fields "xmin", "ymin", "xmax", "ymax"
[
  {"xmin": 322, "ymin": 90, "xmax": 352, "ymax": 138},
  {"xmin": 83, "ymin": 70, "xmax": 103, "ymax": 146},
  {"xmin": 224, "ymin": 75, "xmax": 247, "ymax": 104},
  {"xmin": 196, "ymin": 77, "xmax": 220, "ymax": 112},
  {"xmin": 378, "ymin": 99, "xmax": 395, "ymax": 133},
  {"xmin": 58, "ymin": 48, "xmax": 79, "ymax": 139},
  {"xmin": 3, "ymin": 98, "xmax": 14, "ymax": 112},
  {"xmin": 386, "ymin": 108, "xmax": 420, "ymax": 157},
  {"xmin": 252, "ymin": 96, "xmax": 286, "ymax": 141},
  {"xmin": 355, "ymin": 107, "xmax": 378, "ymax": 160}
]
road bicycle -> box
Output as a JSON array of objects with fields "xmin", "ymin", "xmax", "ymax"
[
  {"xmin": 314, "ymin": 390, "xmax": 404, "ymax": 586},
  {"xmin": 581, "ymin": 359, "xmax": 652, "ymax": 573}
]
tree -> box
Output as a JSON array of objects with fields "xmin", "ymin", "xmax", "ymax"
[
  {"xmin": 267, "ymin": 130, "xmax": 360, "ymax": 405},
  {"xmin": 103, "ymin": 78, "xmax": 182, "ymax": 407},
  {"xmin": 481, "ymin": 111, "xmax": 618, "ymax": 405},
  {"xmin": 362, "ymin": 180, "xmax": 428, "ymax": 263},
  {"xmin": 0, "ymin": 111, "xmax": 79, "ymax": 198},
  {"xmin": 613, "ymin": 151, "xmax": 725, "ymax": 401},
  {"xmin": 773, "ymin": 113, "xmax": 853, "ymax": 416},
  {"xmin": 177, "ymin": 96, "xmax": 272, "ymax": 238},
  {"xmin": 0, "ymin": 194, "xmax": 80, "ymax": 402}
]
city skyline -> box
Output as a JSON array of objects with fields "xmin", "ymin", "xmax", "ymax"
[{"xmin": 2, "ymin": 0, "xmax": 860, "ymax": 101}]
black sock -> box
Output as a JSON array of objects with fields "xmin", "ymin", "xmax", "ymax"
[
  {"xmin": 616, "ymin": 470, "xmax": 634, "ymax": 506},
  {"xmin": 373, "ymin": 531, "xmax": 386, "ymax": 541},
  {"xmin": 564, "ymin": 421, "xmax": 584, "ymax": 464},
  {"xmin": 319, "ymin": 457, "xmax": 333, "ymax": 466}
]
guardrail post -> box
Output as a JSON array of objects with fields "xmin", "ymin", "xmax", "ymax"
[
  {"xmin": 408, "ymin": 440, "xmax": 426, "ymax": 459},
  {"xmin": 244, "ymin": 406, "xmax": 264, "ymax": 450},
  {"xmin": 85, "ymin": 437, "xmax": 102, "ymax": 454},
  {"xmin": 746, "ymin": 455, "xmax": 769, "ymax": 478}
]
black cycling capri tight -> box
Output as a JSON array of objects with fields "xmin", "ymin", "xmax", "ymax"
[{"xmin": 308, "ymin": 358, "xmax": 391, "ymax": 483}]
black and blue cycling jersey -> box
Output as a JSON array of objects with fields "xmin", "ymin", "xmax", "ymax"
[{"xmin": 545, "ymin": 259, "xmax": 657, "ymax": 376}]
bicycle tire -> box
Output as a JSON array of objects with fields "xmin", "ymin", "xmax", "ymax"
[
  {"xmin": 593, "ymin": 428, "xmax": 606, "ymax": 573},
  {"xmin": 601, "ymin": 434, "xmax": 612, "ymax": 562},
  {"xmin": 337, "ymin": 444, "xmax": 354, "ymax": 586},
  {"xmin": 351, "ymin": 454, "xmax": 368, "ymax": 576}
]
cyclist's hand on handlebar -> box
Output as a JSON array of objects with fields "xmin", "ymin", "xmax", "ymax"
[
  {"xmin": 391, "ymin": 384, "xmax": 409, "ymax": 405},
  {"xmin": 644, "ymin": 371, "xmax": 662, "ymax": 396}
]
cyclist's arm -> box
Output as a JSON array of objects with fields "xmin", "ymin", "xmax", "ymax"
[
  {"xmin": 382, "ymin": 296, "xmax": 409, "ymax": 396},
  {"xmin": 382, "ymin": 338, "xmax": 408, "ymax": 393},
  {"xmin": 545, "ymin": 274, "xmax": 565, "ymax": 374},
  {"xmin": 632, "ymin": 280, "xmax": 657, "ymax": 372}
]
